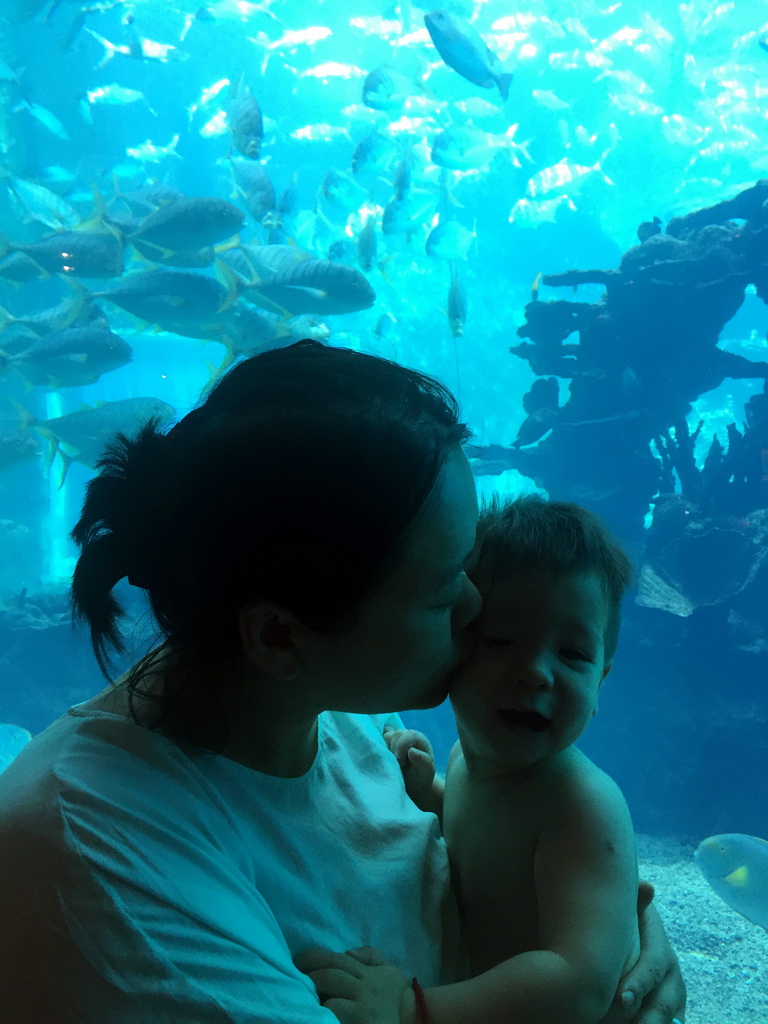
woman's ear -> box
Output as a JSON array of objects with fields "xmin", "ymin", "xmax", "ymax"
[{"xmin": 239, "ymin": 602, "xmax": 304, "ymax": 680}]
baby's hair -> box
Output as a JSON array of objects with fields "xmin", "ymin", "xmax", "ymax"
[{"xmin": 474, "ymin": 493, "xmax": 633, "ymax": 660}]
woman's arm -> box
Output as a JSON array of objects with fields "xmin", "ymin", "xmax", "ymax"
[{"xmin": 612, "ymin": 891, "xmax": 687, "ymax": 1023}]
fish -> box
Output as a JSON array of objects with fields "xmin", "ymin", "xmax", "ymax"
[
  {"xmin": 607, "ymin": 92, "xmax": 663, "ymax": 116},
  {"xmin": 532, "ymin": 89, "xmax": 571, "ymax": 111},
  {"xmin": 128, "ymin": 197, "xmax": 245, "ymax": 255},
  {"xmin": 253, "ymin": 25, "xmax": 332, "ymax": 50},
  {"xmin": 242, "ymin": 258, "xmax": 376, "ymax": 316},
  {"xmin": 298, "ymin": 62, "xmax": 366, "ymax": 80},
  {"xmin": 452, "ymin": 97, "xmax": 504, "ymax": 120},
  {"xmin": 179, "ymin": 4, "xmax": 223, "ymax": 43},
  {"xmin": 526, "ymin": 152, "xmax": 614, "ymax": 198},
  {"xmin": 320, "ymin": 169, "xmax": 368, "ymax": 213},
  {"xmin": 0, "ymin": 251, "xmax": 54, "ymax": 285},
  {"xmin": 426, "ymin": 219, "xmax": 476, "ymax": 260},
  {"xmin": 0, "ymin": 58, "xmax": 20, "ymax": 83},
  {"xmin": 39, "ymin": 165, "xmax": 79, "ymax": 186},
  {"xmin": 229, "ymin": 158, "xmax": 276, "ymax": 222},
  {"xmin": 0, "ymin": 292, "xmax": 104, "ymax": 337},
  {"xmin": 375, "ymin": 312, "xmax": 396, "ymax": 343},
  {"xmin": 215, "ymin": 303, "xmax": 295, "ymax": 361},
  {"xmin": 219, "ymin": 243, "xmax": 313, "ymax": 282},
  {"xmin": 351, "ymin": 131, "xmax": 401, "ymax": 177},
  {"xmin": 0, "ymin": 326, "xmax": 132, "ymax": 390},
  {"xmin": 382, "ymin": 195, "xmax": 435, "ymax": 238},
  {"xmin": 81, "ymin": 84, "xmax": 156, "ymax": 122},
  {"xmin": 0, "ymin": 229, "xmax": 124, "ymax": 280},
  {"xmin": 187, "ymin": 77, "xmax": 231, "ymax": 122},
  {"xmin": 84, "ymin": 27, "xmax": 178, "ymax": 69},
  {"xmin": 111, "ymin": 181, "xmax": 185, "ymax": 217},
  {"xmin": 92, "ymin": 267, "xmax": 238, "ymax": 331},
  {"xmin": 130, "ymin": 240, "xmax": 217, "ymax": 270},
  {"xmin": 393, "ymin": 151, "xmax": 414, "ymax": 201},
  {"xmin": 357, "ymin": 215, "xmax": 378, "ymax": 271},
  {"xmin": 13, "ymin": 99, "xmax": 70, "ymax": 139},
  {"xmin": 265, "ymin": 175, "xmax": 301, "ymax": 240},
  {"xmin": 327, "ymin": 239, "xmax": 357, "ymax": 264},
  {"xmin": 431, "ymin": 124, "xmax": 522, "ymax": 171},
  {"xmin": 252, "ymin": 25, "xmax": 333, "ymax": 74},
  {"xmin": 200, "ymin": 109, "xmax": 229, "ymax": 139},
  {"xmin": 695, "ymin": 834, "xmax": 768, "ymax": 931},
  {"xmin": 424, "ymin": 10, "xmax": 513, "ymax": 101},
  {"xmin": 447, "ymin": 262, "xmax": 466, "ymax": 337},
  {"xmin": 362, "ymin": 66, "xmax": 420, "ymax": 110},
  {"xmin": 15, "ymin": 396, "xmax": 176, "ymax": 486},
  {"xmin": 125, "ymin": 134, "xmax": 182, "ymax": 164},
  {"xmin": 289, "ymin": 123, "xmax": 351, "ymax": 142},
  {"xmin": 0, "ymin": 724, "xmax": 32, "ymax": 775},
  {"xmin": 511, "ymin": 407, "xmax": 558, "ymax": 448},
  {"xmin": 228, "ymin": 76, "xmax": 264, "ymax": 159},
  {"xmin": 5, "ymin": 177, "xmax": 81, "ymax": 231}
]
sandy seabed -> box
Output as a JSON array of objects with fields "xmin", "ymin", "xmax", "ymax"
[{"xmin": 637, "ymin": 835, "xmax": 768, "ymax": 1024}]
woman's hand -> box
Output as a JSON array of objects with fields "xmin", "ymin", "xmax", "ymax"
[
  {"xmin": 383, "ymin": 727, "xmax": 436, "ymax": 804},
  {"xmin": 612, "ymin": 882, "xmax": 686, "ymax": 1023},
  {"xmin": 294, "ymin": 945, "xmax": 413, "ymax": 1024}
]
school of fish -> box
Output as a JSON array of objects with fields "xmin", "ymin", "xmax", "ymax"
[{"xmin": 0, "ymin": 0, "xmax": 766, "ymax": 487}]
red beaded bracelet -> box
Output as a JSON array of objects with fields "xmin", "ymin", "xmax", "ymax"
[{"xmin": 411, "ymin": 977, "xmax": 431, "ymax": 1024}]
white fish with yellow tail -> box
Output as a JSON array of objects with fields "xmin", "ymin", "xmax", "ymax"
[
  {"xmin": 695, "ymin": 833, "xmax": 768, "ymax": 930},
  {"xmin": 526, "ymin": 150, "xmax": 614, "ymax": 198},
  {"xmin": 431, "ymin": 124, "xmax": 530, "ymax": 172},
  {"xmin": 125, "ymin": 134, "xmax": 182, "ymax": 164}
]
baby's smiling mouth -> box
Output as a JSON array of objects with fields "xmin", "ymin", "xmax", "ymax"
[{"xmin": 498, "ymin": 708, "xmax": 551, "ymax": 732}]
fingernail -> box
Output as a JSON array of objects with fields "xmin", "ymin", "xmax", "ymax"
[{"xmin": 622, "ymin": 991, "xmax": 636, "ymax": 1007}]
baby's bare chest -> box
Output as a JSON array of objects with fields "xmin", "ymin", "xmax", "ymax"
[{"xmin": 443, "ymin": 765, "xmax": 542, "ymax": 972}]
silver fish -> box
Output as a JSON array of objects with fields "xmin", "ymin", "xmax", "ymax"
[
  {"xmin": 424, "ymin": 10, "xmax": 513, "ymax": 101},
  {"xmin": 243, "ymin": 258, "xmax": 376, "ymax": 316}
]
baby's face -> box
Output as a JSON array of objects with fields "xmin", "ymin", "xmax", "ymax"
[{"xmin": 448, "ymin": 566, "xmax": 611, "ymax": 771}]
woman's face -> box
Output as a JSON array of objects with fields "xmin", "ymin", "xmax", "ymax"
[{"xmin": 309, "ymin": 445, "xmax": 482, "ymax": 715}]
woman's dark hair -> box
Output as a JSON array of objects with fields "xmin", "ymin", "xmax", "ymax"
[
  {"xmin": 474, "ymin": 493, "xmax": 633, "ymax": 661},
  {"xmin": 70, "ymin": 339, "xmax": 472, "ymax": 753}
]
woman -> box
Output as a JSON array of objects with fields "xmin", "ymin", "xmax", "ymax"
[{"xmin": 0, "ymin": 340, "xmax": 685, "ymax": 1023}]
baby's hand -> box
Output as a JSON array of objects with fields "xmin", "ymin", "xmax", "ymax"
[{"xmin": 383, "ymin": 728, "xmax": 436, "ymax": 802}]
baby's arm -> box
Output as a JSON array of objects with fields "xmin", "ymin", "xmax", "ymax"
[{"xmin": 408, "ymin": 768, "xmax": 640, "ymax": 1024}]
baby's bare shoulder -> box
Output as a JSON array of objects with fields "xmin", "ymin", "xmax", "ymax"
[{"xmin": 527, "ymin": 749, "xmax": 627, "ymax": 824}]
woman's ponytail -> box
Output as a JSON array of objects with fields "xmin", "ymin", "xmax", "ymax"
[{"xmin": 69, "ymin": 416, "xmax": 170, "ymax": 677}]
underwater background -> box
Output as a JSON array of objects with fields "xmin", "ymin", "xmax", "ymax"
[{"xmin": 0, "ymin": 0, "xmax": 767, "ymax": 1019}]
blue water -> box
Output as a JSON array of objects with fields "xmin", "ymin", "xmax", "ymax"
[{"xmin": 1, "ymin": 2, "xmax": 767, "ymax": 1017}]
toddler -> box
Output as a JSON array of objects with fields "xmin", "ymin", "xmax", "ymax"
[{"xmin": 385, "ymin": 493, "xmax": 641, "ymax": 1024}]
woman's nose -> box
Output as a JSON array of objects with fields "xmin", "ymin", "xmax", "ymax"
[{"xmin": 452, "ymin": 575, "xmax": 482, "ymax": 633}]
